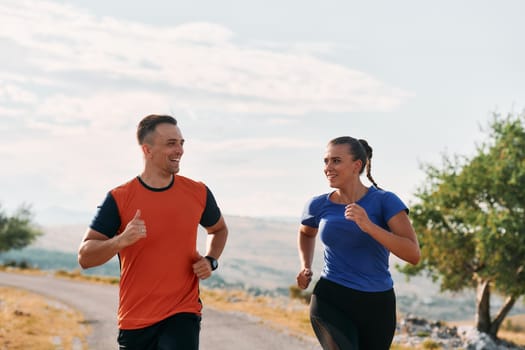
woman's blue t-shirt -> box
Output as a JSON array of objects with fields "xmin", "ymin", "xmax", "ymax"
[{"xmin": 301, "ymin": 186, "xmax": 408, "ymax": 292}]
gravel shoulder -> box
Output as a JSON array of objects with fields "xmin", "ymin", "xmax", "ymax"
[{"xmin": 0, "ymin": 271, "xmax": 319, "ymax": 350}]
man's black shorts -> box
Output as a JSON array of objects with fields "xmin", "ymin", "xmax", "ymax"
[{"xmin": 118, "ymin": 312, "xmax": 201, "ymax": 350}]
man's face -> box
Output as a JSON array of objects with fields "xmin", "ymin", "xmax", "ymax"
[{"xmin": 145, "ymin": 123, "xmax": 184, "ymax": 175}]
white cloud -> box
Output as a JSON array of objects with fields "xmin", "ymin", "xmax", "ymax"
[
  {"xmin": 192, "ymin": 137, "xmax": 315, "ymax": 152},
  {"xmin": 0, "ymin": 0, "xmax": 412, "ymax": 119},
  {"xmin": 0, "ymin": 84, "xmax": 38, "ymax": 104},
  {"xmin": 32, "ymin": 91, "xmax": 171, "ymax": 131},
  {"xmin": 0, "ymin": 71, "xmax": 63, "ymax": 87},
  {"xmin": 167, "ymin": 22, "xmax": 235, "ymax": 44},
  {"xmin": 0, "ymin": 0, "xmax": 420, "ymax": 219},
  {"xmin": 0, "ymin": 106, "xmax": 27, "ymax": 118}
]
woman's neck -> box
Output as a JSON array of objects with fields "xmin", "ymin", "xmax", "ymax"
[{"xmin": 334, "ymin": 184, "xmax": 369, "ymax": 204}]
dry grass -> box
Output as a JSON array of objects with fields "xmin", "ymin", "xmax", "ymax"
[
  {"xmin": 0, "ymin": 265, "xmax": 44, "ymax": 275},
  {"xmin": 202, "ymin": 289, "xmax": 525, "ymax": 348},
  {"xmin": 0, "ymin": 286, "xmax": 90, "ymax": 350},
  {"xmin": 54, "ymin": 269, "xmax": 119, "ymax": 285},
  {"xmin": 201, "ymin": 288, "xmax": 314, "ymax": 339}
]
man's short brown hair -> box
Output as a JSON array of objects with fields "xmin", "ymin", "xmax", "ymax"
[{"xmin": 137, "ymin": 114, "xmax": 177, "ymax": 145}]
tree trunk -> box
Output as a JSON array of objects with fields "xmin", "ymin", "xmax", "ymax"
[
  {"xmin": 475, "ymin": 278, "xmax": 491, "ymax": 333},
  {"xmin": 489, "ymin": 295, "xmax": 516, "ymax": 339}
]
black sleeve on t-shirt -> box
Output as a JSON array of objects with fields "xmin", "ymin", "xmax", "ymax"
[
  {"xmin": 89, "ymin": 192, "xmax": 121, "ymax": 238},
  {"xmin": 200, "ymin": 186, "xmax": 222, "ymax": 227}
]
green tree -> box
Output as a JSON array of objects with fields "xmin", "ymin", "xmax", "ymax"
[
  {"xmin": 0, "ymin": 204, "xmax": 42, "ymax": 254},
  {"xmin": 400, "ymin": 111, "xmax": 525, "ymax": 339}
]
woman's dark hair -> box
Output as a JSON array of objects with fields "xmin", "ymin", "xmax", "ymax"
[
  {"xmin": 328, "ymin": 136, "xmax": 381, "ymax": 189},
  {"xmin": 137, "ymin": 114, "xmax": 177, "ymax": 145}
]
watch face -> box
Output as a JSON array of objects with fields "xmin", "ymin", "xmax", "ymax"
[{"xmin": 206, "ymin": 256, "xmax": 218, "ymax": 270}]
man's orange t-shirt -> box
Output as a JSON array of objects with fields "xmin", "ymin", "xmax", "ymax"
[{"xmin": 107, "ymin": 175, "xmax": 211, "ymax": 329}]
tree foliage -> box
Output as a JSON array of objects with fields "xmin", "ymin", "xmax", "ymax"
[
  {"xmin": 0, "ymin": 204, "xmax": 42, "ymax": 254},
  {"xmin": 400, "ymin": 111, "xmax": 525, "ymax": 338}
]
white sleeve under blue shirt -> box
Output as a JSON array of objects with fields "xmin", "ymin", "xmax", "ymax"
[{"xmin": 301, "ymin": 186, "xmax": 408, "ymax": 292}]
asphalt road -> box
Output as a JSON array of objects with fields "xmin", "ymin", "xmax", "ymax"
[{"xmin": 0, "ymin": 271, "xmax": 319, "ymax": 350}]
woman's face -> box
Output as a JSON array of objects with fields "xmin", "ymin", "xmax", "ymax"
[{"xmin": 323, "ymin": 143, "xmax": 361, "ymax": 188}]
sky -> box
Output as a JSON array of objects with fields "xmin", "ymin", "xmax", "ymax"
[{"xmin": 1, "ymin": 0, "xmax": 524, "ymax": 224}]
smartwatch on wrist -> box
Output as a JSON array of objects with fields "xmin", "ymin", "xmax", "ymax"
[{"xmin": 205, "ymin": 256, "xmax": 218, "ymax": 271}]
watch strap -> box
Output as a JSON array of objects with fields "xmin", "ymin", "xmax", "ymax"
[{"xmin": 205, "ymin": 256, "xmax": 218, "ymax": 271}]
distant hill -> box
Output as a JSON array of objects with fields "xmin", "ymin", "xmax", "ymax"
[
  {"xmin": 31, "ymin": 214, "xmax": 300, "ymax": 252},
  {"xmin": 11, "ymin": 214, "xmax": 525, "ymax": 321},
  {"xmin": 35, "ymin": 206, "xmax": 93, "ymax": 226},
  {"xmin": 33, "ymin": 223, "xmax": 86, "ymax": 252}
]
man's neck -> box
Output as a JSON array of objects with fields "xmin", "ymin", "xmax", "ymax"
[{"xmin": 139, "ymin": 171, "xmax": 174, "ymax": 189}]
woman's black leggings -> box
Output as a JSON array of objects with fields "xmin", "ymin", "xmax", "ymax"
[{"xmin": 310, "ymin": 278, "xmax": 396, "ymax": 350}]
